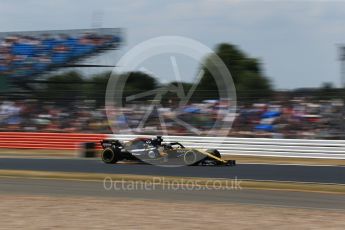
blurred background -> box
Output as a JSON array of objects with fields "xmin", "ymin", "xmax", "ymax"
[
  {"xmin": 0, "ymin": 1, "xmax": 345, "ymax": 139},
  {"xmin": 1, "ymin": 3, "xmax": 345, "ymax": 229}
]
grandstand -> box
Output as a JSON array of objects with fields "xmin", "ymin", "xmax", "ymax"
[{"xmin": 0, "ymin": 28, "xmax": 122, "ymax": 80}]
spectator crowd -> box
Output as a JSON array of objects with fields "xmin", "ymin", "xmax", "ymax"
[
  {"xmin": 0, "ymin": 97, "xmax": 343, "ymax": 139},
  {"xmin": 0, "ymin": 31, "xmax": 120, "ymax": 78}
]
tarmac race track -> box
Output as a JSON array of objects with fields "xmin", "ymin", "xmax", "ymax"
[
  {"xmin": 1, "ymin": 177, "xmax": 345, "ymax": 210},
  {"xmin": 0, "ymin": 157, "xmax": 344, "ymax": 184}
]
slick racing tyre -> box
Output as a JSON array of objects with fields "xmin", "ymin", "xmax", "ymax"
[
  {"xmin": 183, "ymin": 150, "xmax": 198, "ymax": 166},
  {"xmin": 102, "ymin": 148, "xmax": 119, "ymax": 164},
  {"xmin": 147, "ymin": 149, "xmax": 159, "ymax": 159}
]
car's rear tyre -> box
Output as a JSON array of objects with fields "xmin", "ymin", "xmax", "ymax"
[{"xmin": 102, "ymin": 148, "xmax": 119, "ymax": 164}]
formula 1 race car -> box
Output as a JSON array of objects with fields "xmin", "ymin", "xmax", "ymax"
[{"xmin": 100, "ymin": 136, "xmax": 236, "ymax": 166}]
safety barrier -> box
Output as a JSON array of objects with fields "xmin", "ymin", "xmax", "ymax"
[
  {"xmin": 1, "ymin": 132, "xmax": 345, "ymax": 159},
  {"xmin": 108, "ymin": 134, "xmax": 345, "ymax": 159},
  {"xmin": 0, "ymin": 132, "xmax": 107, "ymax": 150}
]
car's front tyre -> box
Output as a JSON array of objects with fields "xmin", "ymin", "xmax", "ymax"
[{"xmin": 183, "ymin": 150, "xmax": 199, "ymax": 166}]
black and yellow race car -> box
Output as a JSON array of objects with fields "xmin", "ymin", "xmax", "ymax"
[{"xmin": 100, "ymin": 136, "xmax": 236, "ymax": 166}]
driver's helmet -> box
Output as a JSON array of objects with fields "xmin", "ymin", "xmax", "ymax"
[{"xmin": 151, "ymin": 136, "xmax": 163, "ymax": 146}]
